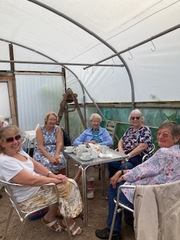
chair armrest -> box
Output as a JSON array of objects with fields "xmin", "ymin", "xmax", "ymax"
[{"xmin": 114, "ymin": 184, "xmax": 135, "ymax": 213}]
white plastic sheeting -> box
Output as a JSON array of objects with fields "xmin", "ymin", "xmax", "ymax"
[
  {"xmin": 16, "ymin": 75, "xmax": 64, "ymax": 131},
  {"xmin": 0, "ymin": 0, "xmax": 180, "ymax": 103}
]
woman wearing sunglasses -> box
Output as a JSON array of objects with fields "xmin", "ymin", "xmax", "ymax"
[
  {"xmin": 108, "ymin": 109, "xmax": 153, "ymax": 178},
  {"xmin": 0, "ymin": 125, "xmax": 83, "ymax": 236}
]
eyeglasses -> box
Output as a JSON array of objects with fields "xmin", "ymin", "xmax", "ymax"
[
  {"xmin": 130, "ymin": 116, "xmax": 141, "ymax": 120},
  {"xmin": 157, "ymin": 132, "xmax": 171, "ymax": 138},
  {"xmin": 6, "ymin": 135, "xmax": 21, "ymax": 143}
]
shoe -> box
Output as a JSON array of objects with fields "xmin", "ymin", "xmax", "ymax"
[
  {"xmin": 95, "ymin": 227, "xmax": 121, "ymax": 240},
  {"xmin": 0, "ymin": 193, "xmax": 2, "ymax": 199},
  {"xmin": 87, "ymin": 188, "xmax": 94, "ymax": 199},
  {"xmin": 41, "ymin": 218, "xmax": 63, "ymax": 232},
  {"xmin": 61, "ymin": 219, "xmax": 83, "ymax": 236}
]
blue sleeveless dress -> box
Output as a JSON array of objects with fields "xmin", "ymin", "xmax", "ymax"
[{"xmin": 33, "ymin": 126, "xmax": 66, "ymax": 173}]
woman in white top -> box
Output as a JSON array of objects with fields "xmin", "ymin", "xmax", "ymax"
[{"xmin": 0, "ymin": 125, "xmax": 83, "ymax": 236}]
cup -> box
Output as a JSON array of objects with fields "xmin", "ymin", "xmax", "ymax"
[
  {"xmin": 78, "ymin": 144, "xmax": 87, "ymax": 151},
  {"xmin": 82, "ymin": 152, "xmax": 91, "ymax": 160},
  {"xmin": 65, "ymin": 146, "xmax": 74, "ymax": 153},
  {"xmin": 100, "ymin": 145, "xmax": 107, "ymax": 154},
  {"xmin": 76, "ymin": 147, "xmax": 83, "ymax": 158}
]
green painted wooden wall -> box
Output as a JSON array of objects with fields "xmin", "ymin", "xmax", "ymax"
[{"xmin": 62, "ymin": 106, "xmax": 180, "ymax": 150}]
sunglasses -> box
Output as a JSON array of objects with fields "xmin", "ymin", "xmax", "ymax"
[
  {"xmin": 130, "ymin": 116, "xmax": 141, "ymax": 120},
  {"xmin": 6, "ymin": 135, "xmax": 21, "ymax": 143}
]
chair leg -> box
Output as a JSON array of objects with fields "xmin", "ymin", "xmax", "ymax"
[
  {"xmin": 3, "ymin": 206, "xmax": 14, "ymax": 240},
  {"xmin": 108, "ymin": 201, "xmax": 121, "ymax": 240},
  {"xmin": 63, "ymin": 217, "xmax": 72, "ymax": 240}
]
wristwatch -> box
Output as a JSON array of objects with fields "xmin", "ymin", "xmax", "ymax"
[{"xmin": 46, "ymin": 170, "xmax": 52, "ymax": 177}]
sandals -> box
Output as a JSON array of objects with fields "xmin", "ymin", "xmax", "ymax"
[
  {"xmin": 61, "ymin": 219, "xmax": 82, "ymax": 236},
  {"xmin": 42, "ymin": 217, "xmax": 82, "ymax": 236},
  {"xmin": 41, "ymin": 218, "xmax": 63, "ymax": 232},
  {"xmin": 68, "ymin": 222, "xmax": 82, "ymax": 236}
]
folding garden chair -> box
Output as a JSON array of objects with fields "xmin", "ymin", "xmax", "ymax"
[
  {"xmin": 142, "ymin": 143, "xmax": 156, "ymax": 162},
  {"xmin": 108, "ymin": 185, "xmax": 135, "ymax": 240},
  {"xmin": 0, "ymin": 179, "xmax": 72, "ymax": 240}
]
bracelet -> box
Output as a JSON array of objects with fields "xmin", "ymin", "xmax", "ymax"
[{"xmin": 46, "ymin": 170, "xmax": 52, "ymax": 177}]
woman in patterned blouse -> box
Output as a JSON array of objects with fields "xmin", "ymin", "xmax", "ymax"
[{"xmin": 108, "ymin": 109, "xmax": 153, "ymax": 178}]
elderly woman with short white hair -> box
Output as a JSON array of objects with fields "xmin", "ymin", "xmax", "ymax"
[
  {"xmin": 73, "ymin": 113, "xmax": 113, "ymax": 199},
  {"xmin": 108, "ymin": 109, "xmax": 153, "ymax": 178}
]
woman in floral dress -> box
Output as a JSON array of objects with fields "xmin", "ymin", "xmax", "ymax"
[{"xmin": 33, "ymin": 112, "xmax": 66, "ymax": 174}]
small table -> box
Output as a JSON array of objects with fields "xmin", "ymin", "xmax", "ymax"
[{"xmin": 65, "ymin": 148, "xmax": 127, "ymax": 225}]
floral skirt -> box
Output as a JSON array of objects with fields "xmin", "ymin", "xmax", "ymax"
[{"xmin": 19, "ymin": 178, "xmax": 83, "ymax": 218}]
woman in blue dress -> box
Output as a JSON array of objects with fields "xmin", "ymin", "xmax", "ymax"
[{"xmin": 33, "ymin": 112, "xmax": 66, "ymax": 174}]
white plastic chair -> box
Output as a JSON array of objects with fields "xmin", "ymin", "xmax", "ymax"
[{"xmin": 0, "ymin": 179, "xmax": 72, "ymax": 240}]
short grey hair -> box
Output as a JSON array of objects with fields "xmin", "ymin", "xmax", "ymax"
[
  {"xmin": 89, "ymin": 113, "xmax": 102, "ymax": 122},
  {"xmin": 128, "ymin": 109, "xmax": 144, "ymax": 122},
  {"xmin": 158, "ymin": 121, "xmax": 180, "ymax": 140}
]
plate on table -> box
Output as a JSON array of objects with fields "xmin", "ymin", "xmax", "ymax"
[
  {"xmin": 99, "ymin": 153, "xmax": 113, "ymax": 158},
  {"xmin": 80, "ymin": 156, "xmax": 93, "ymax": 161}
]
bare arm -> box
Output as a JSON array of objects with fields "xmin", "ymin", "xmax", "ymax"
[
  {"xmin": 118, "ymin": 138, "xmax": 124, "ymax": 153},
  {"xmin": 11, "ymin": 158, "xmax": 67, "ymax": 186},
  {"xmin": 31, "ymin": 158, "xmax": 67, "ymax": 182},
  {"xmin": 54, "ymin": 127, "xmax": 63, "ymax": 159},
  {"xmin": 11, "ymin": 169, "xmax": 62, "ymax": 186}
]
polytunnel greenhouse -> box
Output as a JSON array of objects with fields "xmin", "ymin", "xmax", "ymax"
[{"xmin": 0, "ymin": 1, "xmax": 180, "ymax": 240}]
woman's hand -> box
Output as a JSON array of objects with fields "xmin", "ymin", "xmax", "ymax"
[
  {"xmin": 86, "ymin": 141, "xmax": 96, "ymax": 145},
  {"xmin": 53, "ymin": 174, "xmax": 68, "ymax": 183},
  {"xmin": 117, "ymin": 176, "xmax": 124, "ymax": 183},
  {"xmin": 110, "ymin": 170, "xmax": 123, "ymax": 188},
  {"xmin": 50, "ymin": 156, "xmax": 62, "ymax": 165},
  {"xmin": 118, "ymin": 147, "xmax": 125, "ymax": 154}
]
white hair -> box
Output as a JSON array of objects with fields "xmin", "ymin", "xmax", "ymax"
[
  {"xmin": 128, "ymin": 109, "xmax": 144, "ymax": 122},
  {"xmin": 89, "ymin": 113, "xmax": 102, "ymax": 122}
]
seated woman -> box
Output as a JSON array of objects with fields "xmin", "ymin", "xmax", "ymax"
[
  {"xmin": 0, "ymin": 125, "xmax": 83, "ymax": 236},
  {"xmin": 33, "ymin": 112, "xmax": 66, "ymax": 175},
  {"xmin": 73, "ymin": 113, "xmax": 113, "ymax": 199},
  {"xmin": 108, "ymin": 109, "xmax": 153, "ymax": 178},
  {"xmin": 0, "ymin": 115, "xmax": 9, "ymax": 198},
  {"xmin": 95, "ymin": 121, "xmax": 180, "ymax": 240}
]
